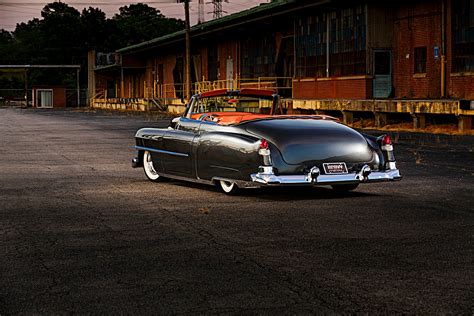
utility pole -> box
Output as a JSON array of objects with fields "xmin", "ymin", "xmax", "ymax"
[{"xmin": 184, "ymin": 0, "xmax": 191, "ymax": 100}]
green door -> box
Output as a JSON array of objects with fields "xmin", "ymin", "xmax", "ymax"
[{"xmin": 373, "ymin": 50, "xmax": 392, "ymax": 98}]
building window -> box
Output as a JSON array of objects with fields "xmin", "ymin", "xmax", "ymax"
[
  {"xmin": 295, "ymin": 14, "xmax": 327, "ymax": 77},
  {"xmin": 452, "ymin": 0, "xmax": 474, "ymax": 72},
  {"xmin": 208, "ymin": 45, "xmax": 218, "ymax": 81},
  {"xmin": 414, "ymin": 47, "xmax": 427, "ymax": 73},
  {"xmin": 329, "ymin": 6, "xmax": 367, "ymax": 76},
  {"xmin": 295, "ymin": 5, "xmax": 366, "ymax": 78},
  {"xmin": 241, "ymin": 34, "xmax": 276, "ymax": 79}
]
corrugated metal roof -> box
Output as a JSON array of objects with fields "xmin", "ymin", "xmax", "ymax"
[{"xmin": 116, "ymin": 0, "xmax": 299, "ymax": 54}]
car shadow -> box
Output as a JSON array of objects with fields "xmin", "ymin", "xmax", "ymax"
[
  {"xmin": 164, "ymin": 179, "xmax": 377, "ymax": 201},
  {"xmin": 243, "ymin": 186, "xmax": 377, "ymax": 201}
]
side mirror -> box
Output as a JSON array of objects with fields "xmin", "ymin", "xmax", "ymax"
[{"xmin": 169, "ymin": 117, "xmax": 180, "ymax": 129}]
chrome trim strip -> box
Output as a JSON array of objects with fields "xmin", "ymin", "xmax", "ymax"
[
  {"xmin": 209, "ymin": 165, "xmax": 240, "ymax": 172},
  {"xmin": 251, "ymin": 168, "xmax": 402, "ymax": 186},
  {"xmin": 134, "ymin": 146, "xmax": 189, "ymax": 158}
]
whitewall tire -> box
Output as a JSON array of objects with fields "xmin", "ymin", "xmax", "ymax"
[
  {"xmin": 143, "ymin": 151, "xmax": 162, "ymax": 182},
  {"xmin": 219, "ymin": 180, "xmax": 239, "ymax": 195}
]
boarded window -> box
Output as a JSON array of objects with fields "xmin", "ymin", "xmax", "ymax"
[
  {"xmin": 414, "ymin": 47, "xmax": 427, "ymax": 73},
  {"xmin": 452, "ymin": 0, "xmax": 474, "ymax": 72},
  {"xmin": 295, "ymin": 5, "xmax": 366, "ymax": 78}
]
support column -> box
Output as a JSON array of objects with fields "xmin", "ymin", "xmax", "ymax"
[
  {"xmin": 342, "ymin": 111, "xmax": 354, "ymax": 125},
  {"xmin": 458, "ymin": 115, "xmax": 472, "ymax": 133},
  {"xmin": 286, "ymin": 100, "xmax": 294, "ymax": 114},
  {"xmin": 24, "ymin": 69, "xmax": 28, "ymax": 108},
  {"xmin": 412, "ymin": 114, "xmax": 426, "ymax": 129},
  {"xmin": 76, "ymin": 68, "xmax": 80, "ymax": 107},
  {"xmin": 87, "ymin": 50, "xmax": 96, "ymax": 106},
  {"xmin": 375, "ymin": 112, "xmax": 388, "ymax": 128}
]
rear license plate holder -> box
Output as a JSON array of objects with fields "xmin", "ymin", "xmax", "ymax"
[{"xmin": 323, "ymin": 162, "xmax": 348, "ymax": 174}]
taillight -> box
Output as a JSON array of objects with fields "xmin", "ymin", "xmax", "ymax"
[
  {"xmin": 258, "ymin": 139, "xmax": 272, "ymax": 166},
  {"xmin": 382, "ymin": 135, "xmax": 392, "ymax": 146},
  {"xmin": 379, "ymin": 134, "xmax": 395, "ymax": 167}
]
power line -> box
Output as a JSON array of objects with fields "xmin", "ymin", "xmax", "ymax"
[
  {"xmin": 0, "ymin": 1, "xmax": 184, "ymax": 5},
  {"xmin": 210, "ymin": 0, "xmax": 227, "ymax": 19}
]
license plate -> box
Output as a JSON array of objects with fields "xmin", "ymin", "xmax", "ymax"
[{"xmin": 323, "ymin": 162, "xmax": 348, "ymax": 174}]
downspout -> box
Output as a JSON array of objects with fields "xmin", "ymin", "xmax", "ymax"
[
  {"xmin": 326, "ymin": 13, "xmax": 330, "ymax": 78},
  {"xmin": 293, "ymin": 19, "xmax": 296, "ymax": 78},
  {"xmin": 293, "ymin": 18, "xmax": 296, "ymax": 99},
  {"xmin": 440, "ymin": 0, "xmax": 446, "ymax": 97}
]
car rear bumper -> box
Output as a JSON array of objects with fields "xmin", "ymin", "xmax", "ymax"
[{"xmin": 251, "ymin": 164, "xmax": 402, "ymax": 186}]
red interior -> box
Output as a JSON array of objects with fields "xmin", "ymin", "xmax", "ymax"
[{"xmin": 190, "ymin": 112, "xmax": 338, "ymax": 125}]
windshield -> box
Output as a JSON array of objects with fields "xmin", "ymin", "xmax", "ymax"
[
  {"xmin": 191, "ymin": 95, "xmax": 274, "ymax": 115},
  {"xmin": 184, "ymin": 89, "xmax": 283, "ymax": 118}
]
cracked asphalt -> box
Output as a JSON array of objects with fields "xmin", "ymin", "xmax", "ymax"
[{"xmin": 0, "ymin": 107, "xmax": 473, "ymax": 314}]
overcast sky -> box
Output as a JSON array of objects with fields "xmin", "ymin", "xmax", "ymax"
[{"xmin": 0, "ymin": 0, "xmax": 269, "ymax": 32}]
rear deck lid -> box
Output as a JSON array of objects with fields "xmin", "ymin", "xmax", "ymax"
[{"xmin": 244, "ymin": 118, "xmax": 373, "ymax": 165}]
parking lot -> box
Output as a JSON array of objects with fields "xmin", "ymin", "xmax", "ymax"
[{"xmin": 0, "ymin": 107, "xmax": 473, "ymax": 313}]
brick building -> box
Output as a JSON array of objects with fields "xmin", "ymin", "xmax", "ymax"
[{"xmin": 91, "ymin": 0, "xmax": 473, "ymax": 130}]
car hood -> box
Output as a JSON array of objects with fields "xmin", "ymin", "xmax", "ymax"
[{"xmin": 244, "ymin": 118, "xmax": 373, "ymax": 165}]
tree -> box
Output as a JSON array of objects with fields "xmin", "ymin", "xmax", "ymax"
[
  {"xmin": 80, "ymin": 7, "xmax": 109, "ymax": 50},
  {"xmin": 0, "ymin": 29, "xmax": 15, "ymax": 64},
  {"xmin": 112, "ymin": 3, "xmax": 184, "ymax": 47},
  {"xmin": 0, "ymin": 2, "xmax": 185, "ymax": 87},
  {"xmin": 40, "ymin": 2, "xmax": 81, "ymax": 63},
  {"xmin": 12, "ymin": 18, "xmax": 45, "ymax": 64}
]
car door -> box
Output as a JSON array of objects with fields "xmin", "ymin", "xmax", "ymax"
[{"xmin": 161, "ymin": 117, "xmax": 199, "ymax": 177}]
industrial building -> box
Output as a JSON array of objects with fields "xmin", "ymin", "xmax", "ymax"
[{"xmin": 90, "ymin": 0, "xmax": 474, "ymax": 131}]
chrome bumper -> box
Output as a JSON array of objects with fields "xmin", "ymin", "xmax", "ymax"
[{"xmin": 251, "ymin": 165, "xmax": 402, "ymax": 186}]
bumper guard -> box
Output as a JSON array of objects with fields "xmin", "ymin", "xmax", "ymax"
[{"xmin": 251, "ymin": 164, "xmax": 402, "ymax": 186}]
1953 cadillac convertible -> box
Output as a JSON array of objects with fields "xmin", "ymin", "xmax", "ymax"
[{"xmin": 132, "ymin": 89, "xmax": 401, "ymax": 194}]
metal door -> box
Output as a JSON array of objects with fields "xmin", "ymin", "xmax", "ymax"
[
  {"xmin": 161, "ymin": 118, "xmax": 198, "ymax": 177},
  {"xmin": 373, "ymin": 50, "xmax": 392, "ymax": 98}
]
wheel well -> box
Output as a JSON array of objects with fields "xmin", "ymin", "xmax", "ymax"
[{"xmin": 137, "ymin": 150, "xmax": 145, "ymax": 164}]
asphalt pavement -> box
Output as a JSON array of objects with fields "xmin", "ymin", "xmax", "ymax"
[{"xmin": 0, "ymin": 107, "xmax": 473, "ymax": 314}]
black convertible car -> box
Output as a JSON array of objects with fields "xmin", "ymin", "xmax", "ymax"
[{"xmin": 132, "ymin": 89, "xmax": 401, "ymax": 194}]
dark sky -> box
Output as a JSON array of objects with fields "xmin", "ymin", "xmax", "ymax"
[{"xmin": 0, "ymin": 0, "xmax": 268, "ymax": 31}]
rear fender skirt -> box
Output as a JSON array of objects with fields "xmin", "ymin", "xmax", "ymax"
[
  {"xmin": 211, "ymin": 177, "xmax": 260, "ymax": 189},
  {"xmin": 196, "ymin": 132, "xmax": 260, "ymax": 181}
]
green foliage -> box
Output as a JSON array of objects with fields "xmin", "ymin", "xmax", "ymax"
[
  {"xmin": 112, "ymin": 3, "xmax": 184, "ymax": 47},
  {"xmin": 0, "ymin": 2, "xmax": 185, "ymax": 86}
]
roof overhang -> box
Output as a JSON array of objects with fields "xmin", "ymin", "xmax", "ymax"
[
  {"xmin": 116, "ymin": 0, "xmax": 331, "ymax": 55},
  {"xmin": 0, "ymin": 65, "xmax": 81, "ymax": 69}
]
